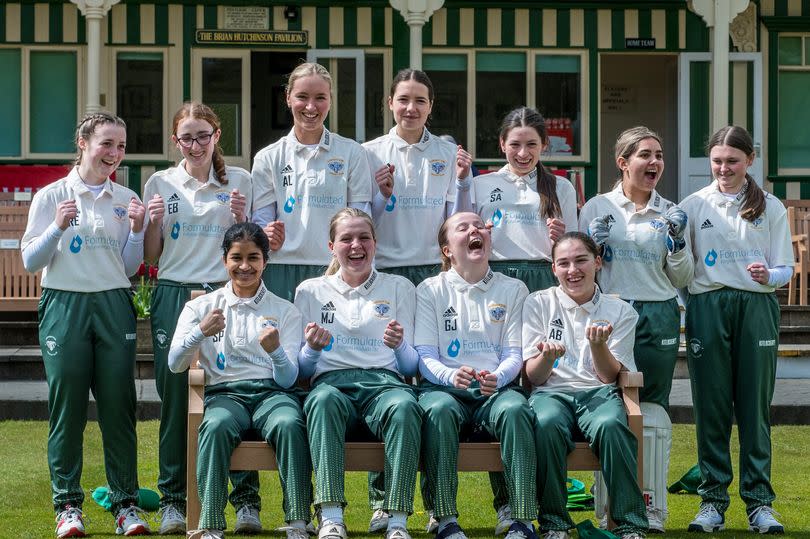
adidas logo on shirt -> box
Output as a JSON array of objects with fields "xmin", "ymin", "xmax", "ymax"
[
  {"xmin": 443, "ymin": 306, "xmax": 457, "ymax": 318},
  {"xmin": 550, "ymin": 318, "xmax": 564, "ymax": 328},
  {"xmin": 606, "ymin": 214, "xmax": 616, "ymax": 223},
  {"xmin": 320, "ymin": 301, "xmax": 336, "ymax": 324},
  {"xmin": 281, "ymin": 164, "xmax": 293, "ymax": 174},
  {"xmin": 167, "ymin": 193, "xmax": 179, "ymax": 202},
  {"xmin": 321, "ymin": 301, "xmax": 336, "ymax": 312},
  {"xmin": 700, "ymin": 219, "xmax": 714, "ymax": 229}
]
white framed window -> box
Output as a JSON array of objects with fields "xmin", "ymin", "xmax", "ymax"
[{"xmin": 776, "ymin": 33, "xmax": 810, "ymax": 175}]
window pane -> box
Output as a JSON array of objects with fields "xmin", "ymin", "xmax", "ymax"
[
  {"xmin": 336, "ymin": 58, "xmax": 357, "ymax": 141},
  {"xmin": 778, "ymin": 36, "xmax": 802, "ymax": 66},
  {"xmin": 365, "ymin": 54, "xmax": 385, "ymax": 141},
  {"xmin": 476, "ymin": 53, "xmax": 525, "ymax": 158},
  {"xmin": 203, "ymin": 58, "xmax": 242, "ymax": 156},
  {"xmin": 425, "ymin": 54, "xmax": 468, "ymax": 149},
  {"xmin": 535, "ymin": 55, "xmax": 581, "ymax": 155},
  {"xmin": 117, "ymin": 53, "xmax": 163, "ymax": 154},
  {"xmin": 805, "ymin": 36, "xmax": 810, "ymax": 66},
  {"xmin": 778, "ymin": 71, "xmax": 810, "ymax": 168},
  {"xmin": 30, "ymin": 51, "xmax": 76, "ymax": 153},
  {"xmin": 0, "ymin": 49, "xmax": 21, "ymax": 157}
]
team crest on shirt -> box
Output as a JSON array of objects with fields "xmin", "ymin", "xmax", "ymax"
[
  {"xmin": 373, "ymin": 301, "xmax": 391, "ymax": 318},
  {"xmin": 259, "ymin": 316, "xmax": 278, "ymax": 329},
  {"xmin": 649, "ymin": 219, "xmax": 666, "ymax": 231},
  {"xmin": 215, "ymin": 191, "xmax": 231, "ymax": 204},
  {"xmin": 590, "ymin": 319, "xmax": 611, "ymax": 328},
  {"xmin": 112, "ymin": 204, "xmax": 128, "ymax": 222},
  {"xmin": 430, "ymin": 160, "xmax": 447, "ymax": 176},
  {"xmin": 689, "ymin": 338, "xmax": 703, "ymax": 358},
  {"xmin": 749, "ymin": 216, "xmax": 764, "ymax": 230},
  {"xmin": 489, "ymin": 303, "xmax": 507, "ymax": 323},
  {"xmin": 327, "ymin": 159, "xmax": 345, "ymax": 175}
]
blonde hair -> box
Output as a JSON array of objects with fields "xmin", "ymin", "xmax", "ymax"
[
  {"xmin": 75, "ymin": 112, "xmax": 126, "ymax": 165},
  {"xmin": 286, "ymin": 62, "xmax": 333, "ymax": 97},
  {"xmin": 325, "ymin": 208, "xmax": 376, "ymax": 276}
]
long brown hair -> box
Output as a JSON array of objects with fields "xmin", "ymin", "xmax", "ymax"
[
  {"xmin": 614, "ymin": 126, "xmax": 662, "ymax": 186},
  {"xmin": 706, "ymin": 125, "xmax": 764, "ymax": 222},
  {"xmin": 499, "ymin": 107, "xmax": 561, "ymax": 219},
  {"xmin": 74, "ymin": 112, "xmax": 126, "ymax": 165},
  {"xmin": 325, "ymin": 208, "xmax": 376, "ymax": 276},
  {"xmin": 172, "ymin": 102, "xmax": 228, "ymax": 185}
]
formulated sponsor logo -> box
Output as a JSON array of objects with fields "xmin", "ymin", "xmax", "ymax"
[
  {"xmin": 68, "ymin": 234, "xmax": 121, "ymax": 253},
  {"xmin": 69, "ymin": 235, "xmax": 83, "ymax": 253},
  {"xmin": 283, "ymin": 195, "xmax": 296, "ymax": 213},
  {"xmin": 327, "ymin": 158, "xmax": 345, "ymax": 175},
  {"xmin": 491, "ymin": 208, "xmax": 503, "ymax": 228},
  {"xmin": 155, "ymin": 328, "xmax": 170, "ymax": 349},
  {"xmin": 216, "ymin": 352, "xmax": 226, "ymax": 370},
  {"xmin": 112, "ymin": 204, "xmax": 128, "ymax": 221},
  {"xmin": 373, "ymin": 301, "xmax": 391, "ymax": 318},
  {"xmin": 44, "ymin": 335, "xmax": 58, "ymax": 356},
  {"xmin": 447, "ymin": 338, "xmax": 461, "ymax": 357},
  {"xmin": 170, "ymin": 222, "xmax": 181, "ymax": 240},
  {"xmin": 323, "ymin": 335, "xmax": 335, "ymax": 351},
  {"xmin": 385, "ymin": 194, "xmax": 397, "ymax": 212},
  {"xmin": 171, "ymin": 222, "xmax": 228, "ymax": 239},
  {"xmin": 488, "ymin": 303, "xmax": 506, "ymax": 322},
  {"xmin": 489, "ymin": 208, "xmax": 541, "ymax": 228},
  {"xmin": 758, "ymin": 339, "xmax": 776, "ymax": 347},
  {"xmin": 608, "ymin": 246, "xmax": 661, "ymax": 265},
  {"xmin": 704, "ymin": 247, "xmax": 763, "ymax": 266},
  {"xmin": 603, "ymin": 244, "xmax": 614, "ymax": 262},
  {"xmin": 430, "ymin": 160, "xmax": 447, "ymax": 175},
  {"xmin": 215, "ymin": 191, "xmax": 231, "ymax": 204}
]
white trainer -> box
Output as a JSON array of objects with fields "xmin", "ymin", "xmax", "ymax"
[
  {"xmin": 748, "ymin": 506, "xmax": 785, "ymax": 535},
  {"xmin": 187, "ymin": 530, "xmax": 224, "ymax": 539},
  {"xmin": 688, "ymin": 503, "xmax": 725, "ymax": 533},
  {"xmin": 385, "ymin": 527, "xmax": 412, "ymax": 539},
  {"xmin": 114, "ymin": 504, "xmax": 151, "ymax": 536},
  {"xmin": 369, "ymin": 509, "xmax": 389, "ymax": 533},
  {"xmin": 318, "ymin": 523, "xmax": 348, "ymax": 539},
  {"xmin": 646, "ymin": 506, "xmax": 665, "ymax": 534},
  {"xmin": 55, "ymin": 505, "xmax": 86, "ymax": 538},
  {"xmin": 234, "ymin": 505, "xmax": 262, "ymax": 534},
  {"xmin": 542, "ymin": 531, "xmax": 569, "ymax": 539},
  {"xmin": 158, "ymin": 504, "xmax": 185, "ymax": 534},
  {"xmin": 495, "ymin": 505, "xmax": 515, "ymax": 536}
]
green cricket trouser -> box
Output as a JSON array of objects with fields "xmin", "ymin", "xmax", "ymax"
[
  {"xmin": 628, "ymin": 297, "xmax": 680, "ymax": 410},
  {"xmin": 685, "ymin": 288, "xmax": 779, "ymax": 513},
  {"xmin": 488, "ymin": 259, "xmax": 556, "ymax": 511},
  {"xmin": 197, "ymin": 379, "xmax": 311, "ymax": 530},
  {"xmin": 382, "ymin": 264, "xmax": 441, "ymax": 286},
  {"xmin": 39, "ymin": 288, "xmax": 139, "ymax": 513},
  {"xmin": 151, "ymin": 280, "xmax": 259, "ymax": 512},
  {"xmin": 304, "ymin": 369, "xmax": 422, "ymax": 513},
  {"xmin": 419, "ymin": 382, "xmax": 537, "ymax": 521},
  {"xmin": 262, "ymin": 264, "xmax": 327, "ymax": 302},
  {"xmin": 530, "ymin": 386, "xmax": 648, "ymax": 535}
]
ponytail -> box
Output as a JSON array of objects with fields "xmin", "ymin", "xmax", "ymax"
[
  {"xmin": 537, "ymin": 164, "xmax": 562, "ymax": 219},
  {"xmin": 740, "ymin": 174, "xmax": 766, "ymax": 222}
]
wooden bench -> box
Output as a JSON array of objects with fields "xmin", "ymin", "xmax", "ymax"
[
  {"xmin": 785, "ymin": 200, "xmax": 810, "ymax": 306},
  {"xmin": 186, "ymin": 366, "xmax": 643, "ymax": 528},
  {"xmin": 0, "ymin": 192, "xmax": 40, "ymax": 311}
]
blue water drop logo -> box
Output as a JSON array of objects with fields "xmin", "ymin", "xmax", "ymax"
[
  {"xmin": 216, "ymin": 352, "xmax": 226, "ymax": 370},
  {"xmin": 553, "ymin": 358, "xmax": 559, "ymax": 368},
  {"xmin": 447, "ymin": 338, "xmax": 461, "ymax": 358},
  {"xmin": 603, "ymin": 245, "xmax": 613, "ymax": 262},
  {"xmin": 704, "ymin": 249, "xmax": 718, "ymax": 266},
  {"xmin": 491, "ymin": 208, "xmax": 503, "ymax": 228},
  {"xmin": 385, "ymin": 194, "xmax": 397, "ymax": 212},
  {"xmin": 283, "ymin": 196, "xmax": 296, "ymax": 213},
  {"xmin": 170, "ymin": 222, "xmax": 180, "ymax": 240},
  {"xmin": 323, "ymin": 335, "xmax": 334, "ymax": 352},
  {"xmin": 69, "ymin": 235, "xmax": 82, "ymax": 253}
]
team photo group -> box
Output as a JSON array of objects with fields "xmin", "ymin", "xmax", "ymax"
[{"xmin": 21, "ymin": 62, "xmax": 791, "ymax": 539}]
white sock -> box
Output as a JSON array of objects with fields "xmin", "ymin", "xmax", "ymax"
[
  {"xmin": 320, "ymin": 504, "xmax": 344, "ymax": 526},
  {"xmin": 438, "ymin": 516, "xmax": 458, "ymax": 532},
  {"xmin": 289, "ymin": 520, "xmax": 307, "ymax": 530},
  {"xmin": 387, "ymin": 511, "xmax": 407, "ymax": 530}
]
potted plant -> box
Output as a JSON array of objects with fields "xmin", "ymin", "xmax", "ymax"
[{"xmin": 133, "ymin": 262, "xmax": 158, "ymax": 354}]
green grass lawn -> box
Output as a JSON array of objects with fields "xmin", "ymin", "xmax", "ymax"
[{"xmin": 1, "ymin": 421, "xmax": 808, "ymax": 538}]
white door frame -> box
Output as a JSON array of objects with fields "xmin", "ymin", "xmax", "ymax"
[
  {"xmin": 191, "ymin": 48, "xmax": 251, "ymax": 170},
  {"xmin": 307, "ymin": 49, "xmax": 366, "ymax": 142},
  {"xmin": 678, "ymin": 52, "xmax": 763, "ymax": 200}
]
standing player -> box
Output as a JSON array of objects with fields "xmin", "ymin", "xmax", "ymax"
[
  {"xmin": 523, "ymin": 231, "xmax": 648, "ymax": 539},
  {"xmin": 168, "ymin": 222, "xmax": 311, "ymax": 539},
  {"xmin": 415, "ymin": 212, "xmax": 538, "ymax": 539},
  {"xmin": 21, "ymin": 112, "xmax": 151, "ymax": 537},
  {"xmin": 579, "ymin": 126, "xmax": 693, "ymax": 532},
  {"xmin": 361, "ymin": 68, "xmax": 472, "ymax": 532},
  {"xmin": 143, "ymin": 102, "xmax": 258, "ymax": 534},
  {"xmin": 295, "ymin": 208, "xmax": 422, "ymax": 539},
  {"xmin": 680, "ymin": 126, "xmax": 791, "ymax": 534},
  {"xmin": 252, "ymin": 62, "xmax": 373, "ymax": 301}
]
